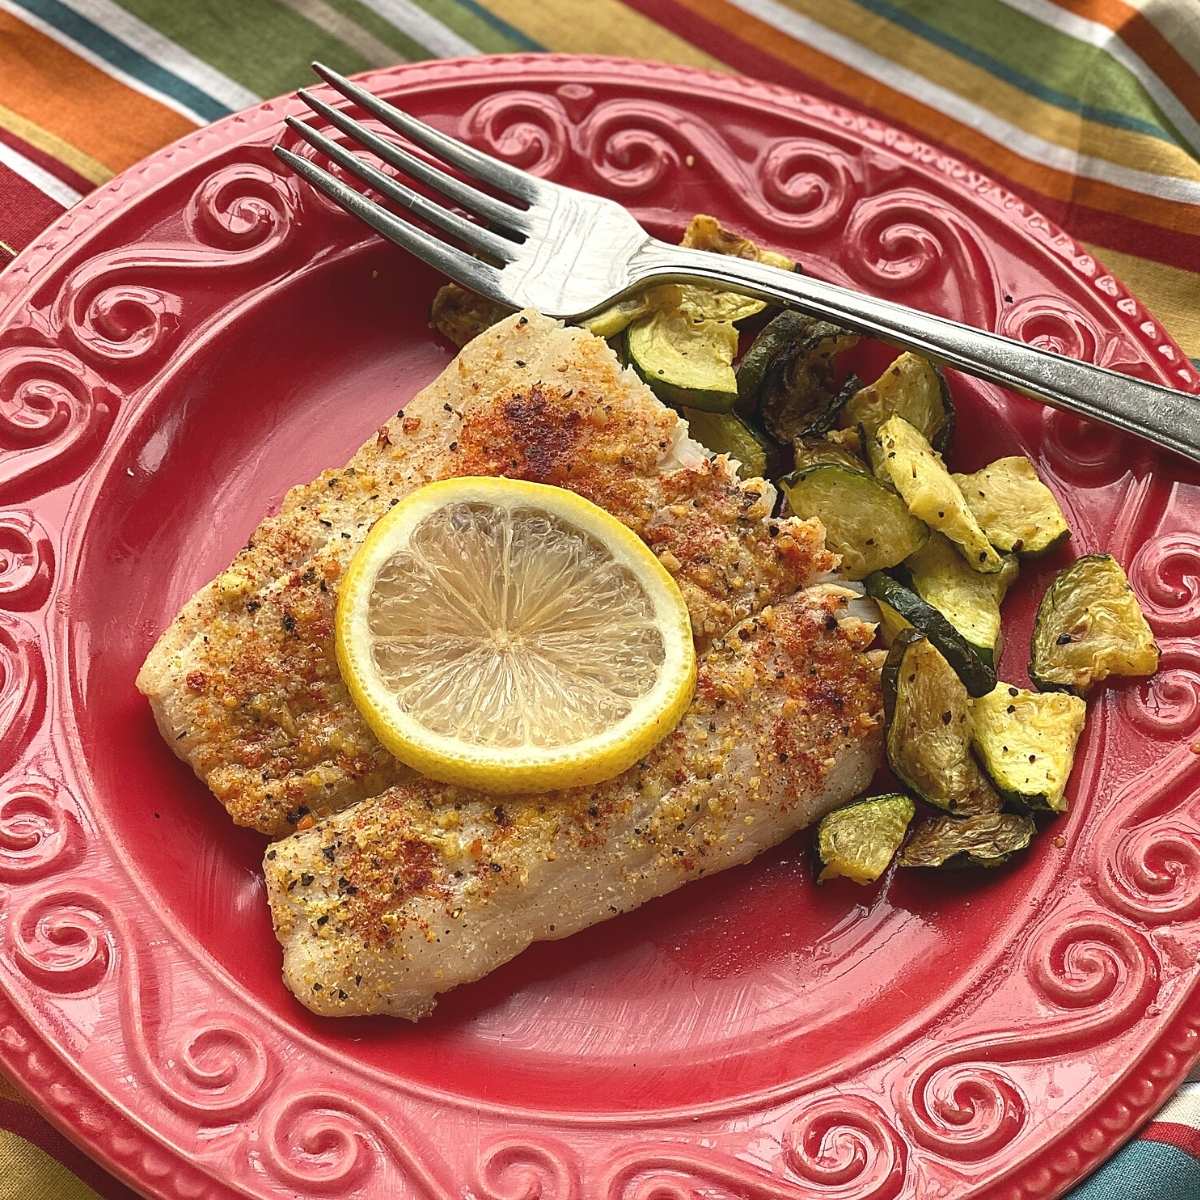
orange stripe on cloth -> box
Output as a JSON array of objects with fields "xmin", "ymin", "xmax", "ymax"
[
  {"xmin": 1049, "ymin": 0, "xmax": 1200, "ymax": 127},
  {"xmin": 0, "ymin": 9, "xmax": 195, "ymax": 174},
  {"xmin": 665, "ymin": 0, "xmax": 1200, "ymax": 234}
]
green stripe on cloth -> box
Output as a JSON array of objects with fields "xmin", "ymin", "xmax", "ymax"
[
  {"xmin": 860, "ymin": 0, "xmax": 1192, "ymax": 148},
  {"xmin": 278, "ymin": 0, "xmax": 431, "ymax": 63},
  {"xmin": 111, "ymin": 0, "xmax": 374, "ymax": 96},
  {"xmin": 849, "ymin": 0, "xmax": 1181, "ymax": 142},
  {"xmin": 410, "ymin": 0, "xmax": 542, "ymax": 52},
  {"xmin": 1070, "ymin": 1138, "xmax": 1200, "ymax": 1198}
]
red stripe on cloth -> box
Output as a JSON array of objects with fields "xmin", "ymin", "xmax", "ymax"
[
  {"xmin": 625, "ymin": 0, "xmax": 1200, "ymax": 273},
  {"xmin": 0, "ymin": 124, "xmax": 93, "ymax": 196},
  {"xmin": 1141, "ymin": 1120, "xmax": 1200, "ymax": 1159},
  {"xmin": 0, "ymin": 1097, "xmax": 142, "ymax": 1199},
  {"xmin": 629, "ymin": 0, "xmax": 853, "ymax": 110},
  {"xmin": 1004, "ymin": 190, "xmax": 1200, "ymax": 273},
  {"xmin": 0, "ymin": 164, "xmax": 65, "ymax": 253}
]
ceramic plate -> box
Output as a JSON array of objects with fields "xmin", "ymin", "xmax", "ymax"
[{"xmin": 1, "ymin": 55, "xmax": 1199, "ymax": 1200}]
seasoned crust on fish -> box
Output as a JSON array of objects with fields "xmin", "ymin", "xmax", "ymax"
[
  {"xmin": 265, "ymin": 585, "xmax": 883, "ymax": 1018},
  {"xmin": 138, "ymin": 312, "xmax": 835, "ymax": 836}
]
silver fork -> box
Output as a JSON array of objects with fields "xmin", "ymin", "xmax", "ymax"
[{"xmin": 276, "ymin": 62, "xmax": 1200, "ymax": 465}]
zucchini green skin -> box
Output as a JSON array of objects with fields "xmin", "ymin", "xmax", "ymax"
[
  {"xmin": 952, "ymin": 456, "xmax": 1070, "ymax": 557},
  {"xmin": 1029, "ymin": 553, "xmax": 1160, "ymax": 694},
  {"xmin": 626, "ymin": 313, "xmax": 739, "ymax": 413},
  {"xmin": 681, "ymin": 408, "xmax": 770, "ymax": 480},
  {"xmin": 882, "ymin": 630, "xmax": 1002, "ymax": 815},
  {"xmin": 735, "ymin": 312, "xmax": 858, "ymax": 440},
  {"xmin": 779, "ymin": 464, "xmax": 928, "ymax": 580},
  {"xmin": 901, "ymin": 533, "xmax": 1019, "ymax": 673},
  {"xmin": 736, "ymin": 311, "xmax": 803, "ymax": 406},
  {"xmin": 816, "ymin": 793, "xmax": 916, "ymax": 885},
  {"xmin": 971, "ymin": 684, "xmax": 1086, "ymax": 812},
  {"xmin": 865, "ymin": 572, "xmax": 995, "ymax": 696},
  {"xmin": 898, "ymin": 812, "xmax": 1036, "ymax": 869}
]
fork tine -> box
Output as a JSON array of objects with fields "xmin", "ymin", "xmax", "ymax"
[
  {"xmin": 273, "ymin": 146, "xmax": 508, "ymax": 303},
  {"xmin": 311, "ymin": 61, "xmax": 543, "ymax": 205},
  {"xmin": 298, "ymin": 89, "xmax": 530, "ymax": 235},
  {"xmin": 284, "ymin": 117, "xmax": 518, "ymax": 264}
]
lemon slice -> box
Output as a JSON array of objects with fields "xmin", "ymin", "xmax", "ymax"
[{"xmin": 336, "ymin": 477, "xmax": 696, "ymax": 794}]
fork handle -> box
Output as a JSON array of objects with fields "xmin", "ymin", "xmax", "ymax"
[{"xmin": 636, "ymin": 241, "xmax": 1200, "ymax": 465}]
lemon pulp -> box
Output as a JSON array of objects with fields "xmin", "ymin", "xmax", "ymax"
[{"xmin": 336, "ymin": 477, "xmax": 696, "ymax": 793}]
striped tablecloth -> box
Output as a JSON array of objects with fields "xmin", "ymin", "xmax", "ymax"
[{"xmin": 0, "ymin": 3, "xmax": 1197, "ymax": 1198}]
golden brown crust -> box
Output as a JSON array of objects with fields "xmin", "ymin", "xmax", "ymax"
[
  {"xmin": 265, "ymin": 587, "xmax": 883, "ymax": 1016},
  {"xmin": 140, "ymin": 313, "xmax": 833, "ymax": 836}
]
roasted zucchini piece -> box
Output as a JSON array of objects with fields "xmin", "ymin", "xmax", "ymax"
[
  {"xmin": 780, "ymin": 465, "xmax": 927, "ymax": 580},
  {"xmin": 840, "ymin": 352, "xmax": 954, "ymax": 451},
  {"xmin": 874, "ymin": 598, "xmax": 911, "ymax": 646},
  {"xmin": 793, "ymin": 433, "xmax": 869, "ymax": 475},
  {"xmin": 903, "ymin": 533, "xmax": 1019, "ymax": 671},
  {"xmin": 763, "ymin": 371, "xmax": 862, "ymax": 445},
  {"xmin": 430, "ymin": 283, "xmax": 512, "ymax": 347},
  {"xmin": 972, "ymin": 684, "xmax": 1086, "ymax": 812},
  {"xmin": 1029, "ymin": 554, "xmax": 1160, "ymax": 693},
  {"xmin": 681, "ymin": 408, "xmax": 770, "ymax": 480},
  {"xmin": 871, "ymin": 416, "xmax": 1003, "ymax": 573},
  {"xmin": 680, "ymin": 213, "xmax": 794, "ymax": 271},
  {"xmin": 816, "ymin": 793, "xmax": 916, "ymax": 884},
  {"xmin": 627, "ymin": 310, "xmax": 739, "ymax": 412},
  {"xmin": 678, "ymin": 214, "xmax": 794, "ymax": 323},
  {"xmin": 736, "ymin": 312, "xmax": 859, "ymax": 439},
  {"xmin": 882, "ymin": 630, "xmax": 1002, "ymax": 816},
  {"xmin": 865, "ymin": 572, "xmax": 995, "ymax": 696},
  {"xmin": 951, "ymin": 456, "xmax": 1070, "ymax": 556},
  {"xmin": 582, "ymin": 284, "xmax": 684, "ymax": 338},
  {"xmin": 736, "ymin": 310, "xmax": 802, "ymax": 405},
  {"xmin": 899, "ymin": 812, "xmax": 1036, "ymax": 869}
]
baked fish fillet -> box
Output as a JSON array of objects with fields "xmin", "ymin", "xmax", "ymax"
[
  {"xmin": 138, "ymin": 312, "xmax": 835, "ymax": 836},
  {"xmin": 265, "ymin": 585, "xmax": 883, "ymax": 1018}
]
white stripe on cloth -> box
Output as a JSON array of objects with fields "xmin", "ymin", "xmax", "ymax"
[
  {"xmin": 0, "ymin": 0, "xmax": 207, "ymax": 125},
  {"xmin": 52, "ymin": 0, "xmax": 260, "ymax": 110},
  {"xmin": 1154, "ymin": 1085, "xmax": 1200, "ymax": 1128},
  {"xmin": 1126, "ymin": 0, "xmax": 1200, "ymax": 76},
  {"xmin": 345, "ymin": 0, "xmax": 479, "ymax": 59},
  {"xmin": 728, "ymin": 0, "xmax": 1200, "ymax": 206},
  {"xmin": 1000, "ymin": 0, "xmax": 1200, "ymax": 155},
  {"xmin": 276, "ymin": 0, "xmax": 413, "ymax": 65},
  {"xmin": 0, "ymin": 140, "xmax": 81, "ymax": 207}
]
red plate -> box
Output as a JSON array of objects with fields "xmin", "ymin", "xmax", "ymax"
[{"xmin": 1, "ymin": 55, "xmax": 1199, "ymax": 1200}]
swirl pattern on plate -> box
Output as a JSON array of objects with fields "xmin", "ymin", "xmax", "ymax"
[{"xmin": 0, "ymin": 55, "xmax": 1195, "ymax": 1200}]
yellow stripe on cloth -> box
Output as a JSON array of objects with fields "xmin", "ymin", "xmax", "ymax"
[
  {"xmin": 0, "ymin": 1131, "xmax": 103, "ymax": 1200},
  {"xmin": 1083, "ymin": 241, "xmax": 1200, "ymax": 359},
  {"xmin": 0, "ymin": 101, "xmax": 112, "ymax": 186},
  {"xmin": 475, "ymin": 0, "xmax": 724, "ymax": 66},
  {"xmin": 781, "ymin": 0, "xmax": 1200, "ymax": 184}
]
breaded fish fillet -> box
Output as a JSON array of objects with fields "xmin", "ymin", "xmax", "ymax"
[
  {"xmin": 265, "ymin": 585, "xmax": 883, "ymax": 1018},
  {"xmin": 138, "ymin": 313, "xmax": 835, "ymax": 835}
]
